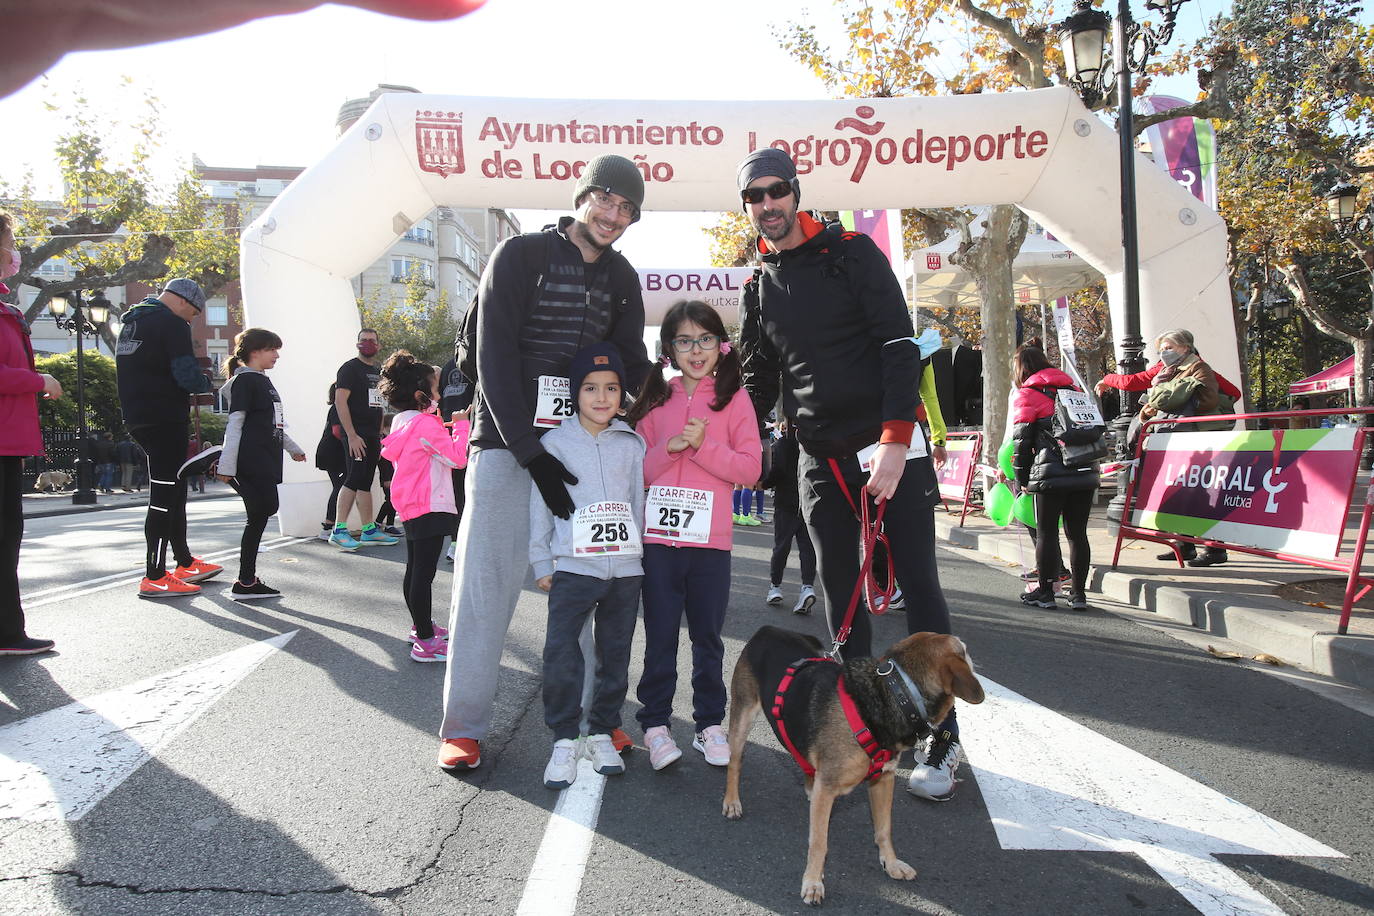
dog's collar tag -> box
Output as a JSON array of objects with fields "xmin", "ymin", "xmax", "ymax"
[{"xmin": 876, "ymin": 659, "xmax": 931, "ymax": 736}]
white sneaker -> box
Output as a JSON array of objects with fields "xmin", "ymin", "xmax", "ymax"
[
  {"xmin": 692, "ymin": 725, "xmax": 730, "ymax": 767},
  {"xmin": 766, "ymin": 585, "xmax": 784, "ymax": 605},
  {"xmin": 906, "ymin": 730, "xmax": 962, "ymax": 802},
  {"xmin": 445, "ymin": 541, "xmax": 455, "ymax": 562},
  {"xmin": 543, "ymin": 738, "xmax": 579, "ymax": 790},
  {"xmin": 317, "ymin": 527, "xmax": 332, "ymax": 541},
  {"xmin": 793, "ymin": 585, "xmax": 816, "ymax": 615},
  {"xmin": 584, "ymin": 733, "xmax": 625, "ymax": 775},
  {"xmin": 889, "ymin": 586, "xmax": 906, "ymax": 611}
]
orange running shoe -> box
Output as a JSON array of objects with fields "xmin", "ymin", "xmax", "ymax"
[
  {"xmin": 139, "ymin": 574, "xmax": 201, "ymax": 598},
  {"xmin": 438, "ymin": 738, "xmax": 481, "ymax": 770},
  {"xmin": 171, "ymin": 557, "xmax": 223, "ymax": 583},
  {"xmin": 611, "ymin": 727, "xmax": 634, "ymax": 754}
]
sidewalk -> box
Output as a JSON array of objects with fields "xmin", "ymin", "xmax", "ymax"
[
  {"xmin": 934, "ymin": 489, "xmax": 1374, "ymax": 692},
  {"xmin": 23, "ymin": 482, "xmax": 235, "ymax": 519}
]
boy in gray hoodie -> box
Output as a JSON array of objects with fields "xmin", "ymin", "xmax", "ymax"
[{"xmin": 530, "ymin": 342, "xmax": 645, "ymax": 790}]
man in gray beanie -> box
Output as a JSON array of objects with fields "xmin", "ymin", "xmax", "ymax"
[{"xmin": 437, "ymin": 153, "xmax": 652, "ymax": 772}]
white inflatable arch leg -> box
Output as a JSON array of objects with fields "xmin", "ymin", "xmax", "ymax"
[{"xmin": 243, "ymin": 87, "xmax": 1234, "ymax": 536}]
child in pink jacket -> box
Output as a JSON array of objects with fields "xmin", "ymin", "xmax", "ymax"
[
  {"xmin": 627, "ymin": 300, "xmax": 761, "ymax": 770},
  {"xmin": 379, "ymin": 351, "xmax": 469, "ymax": 663}
]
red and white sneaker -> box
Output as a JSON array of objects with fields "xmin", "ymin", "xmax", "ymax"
[
  {"xmin": 171, "ymin": 558, "xmax": 223, "ymax": 583},
  {"xmin": 139, "ymin": 574, "xmax": 201, "ymax": 598}
]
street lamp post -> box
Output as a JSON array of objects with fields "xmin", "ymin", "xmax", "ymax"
[
  {"xmin": 1322, "ymin": 183, "xmax": 1374, "ymax": 469},
  {"xmin": 1056, "ymin": 0, "xmax": 1193, "ymax": 522},
  {"xmin": 48, "ymin": 290, "xmax": 111, "ymax": 506}
]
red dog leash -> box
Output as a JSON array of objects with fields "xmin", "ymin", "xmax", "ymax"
[{"xmin": 826, "ymin": 458, "xmax": 892, "ymax": 658}]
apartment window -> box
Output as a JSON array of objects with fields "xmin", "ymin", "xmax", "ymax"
[
  {"xmin": 391, "ymin": 257, "xmax": 434, "ymax": 286},
  {"xmin": 403, "ymin": 220, "xmax": 435, "ymax": 246},
  {"xmin": 206, "ymin": 304, "xmax": 229, "ymax": 326}
]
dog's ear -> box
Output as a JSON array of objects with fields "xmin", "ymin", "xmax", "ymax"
[{"xmin": 941, "ymin": 651, "xmax": 985, "ymax": 704}]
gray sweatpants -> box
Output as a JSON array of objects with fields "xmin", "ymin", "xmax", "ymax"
[{"xmin": 439, "ymin": 448, "xmax": 596, "ymax": 742}]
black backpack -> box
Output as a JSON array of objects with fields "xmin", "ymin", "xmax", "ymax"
[{"xmin": 1038, "ymin": 386, "xmax": 1108, "ymax": 467}]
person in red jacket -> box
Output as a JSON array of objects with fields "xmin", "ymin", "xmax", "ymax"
[{"xmin": 0, "ymin": 212, "xmax": 64, "ymax": 655}]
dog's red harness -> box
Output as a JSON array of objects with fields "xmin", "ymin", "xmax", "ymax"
[{"xmin": 770, "ymin": 657, "xmax": 893, "ymax": 783}]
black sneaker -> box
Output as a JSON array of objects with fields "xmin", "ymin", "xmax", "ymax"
[
  {"xmin": 178, "ymin": 445, "xmax": 223, "ymax": 480},
  {"xmin": 0, "ymin": 636, "xmax": 56, "ymax": 656},
  {"xmin": 1066, "ymin": 590, "xmax": 1089, "ymax": 611},
  {"xmin": 1019, "ymin": 586, "xmax": 1057, "ymax": 608},
  {"xmin": 230, "ymin": 579, "xmax": 281, "ymax": 601},
  {"xmin": 1188, "ymin": 548, "xmax": 1228, "ymax": 567}
]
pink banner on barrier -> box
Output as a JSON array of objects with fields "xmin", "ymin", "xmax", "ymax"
[
  {"xmin": 1131, "ymin": 428, "xmax": 1360, "ymax": 557},
  {"xmin": 937, "ymin": 437, "xmax": 978, "ymax": 500}
]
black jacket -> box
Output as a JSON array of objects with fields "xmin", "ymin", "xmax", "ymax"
[
  {"xmin": 115, "ymin": 298, "xmax": 210, "ymax": 429},
  {"xmin": 470, "ymin": 218, "xmax": 651, "ymax": 466},
  {"xmin": 1011, "ymin": 374, "xmax": 1098, "ymax": 494},
  {"xmin": 741, "ymin": 215, "xmax": 922, "ymax": 453},
  {"xmin": 761, "ymin": 431, "xmax": 802, "ymax": 516}
]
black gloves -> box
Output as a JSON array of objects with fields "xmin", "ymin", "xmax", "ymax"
[{"xmin": 527, "ymin": 451, "xmax": 579, "ymax": 520}]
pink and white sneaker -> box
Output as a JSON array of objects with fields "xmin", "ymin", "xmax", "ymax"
[
  {"xmin": 409, "ymin": 623, "xmax": 449, "ymax": 641},
  {"xmin": 644, "ymin": 725, "xmax": 682, "ymax": 771},
  {"xmin": 410, "ymin": 636, "xmax": 448, "ymax": 663},
  {"xmin": 692, "ymin": 725, "xmax": 730, "ymax": 767}
]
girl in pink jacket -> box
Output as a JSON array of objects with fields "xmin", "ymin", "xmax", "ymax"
[
  {"xmin": 379, "ymin": 352, "xmax": 469, "ymax": 663},
  {"xmin": 628, "ymin": 300, "xmax": 761, "ymax": 771}
]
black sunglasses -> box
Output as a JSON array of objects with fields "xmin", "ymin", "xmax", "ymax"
[{"xmin": 740, "ymin": 180, "xmax": 795, "ymax": 205}]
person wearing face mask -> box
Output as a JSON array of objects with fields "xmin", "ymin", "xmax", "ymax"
[
  {"xmin": 0, "ymin": 212, "xmax": 64, "ymax": 655},
  {"xmin": 1116, "ymin": 328, "xmax": 1231, "ymax": 567},
  {"xmin": 328, "ymin": 327, "xmax": 397, "ymax": 550}
]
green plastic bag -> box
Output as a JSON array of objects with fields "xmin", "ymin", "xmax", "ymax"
[{"xmin": 986, "ymin": 482, "xmax": 1014, "ymax": 527}]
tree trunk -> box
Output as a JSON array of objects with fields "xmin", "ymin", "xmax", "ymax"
[{"xmin": 952, "ymin": 204, "xmax": 1029, "ymax": 467}]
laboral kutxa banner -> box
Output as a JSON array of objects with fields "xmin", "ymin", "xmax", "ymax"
[
  {"xmin": 1129, "ymin": 427, "xmax": 1361, "ymax": 558},
  {"xmin": 936, "ymin": 437, "xmax": 979, "ymax": 500}
]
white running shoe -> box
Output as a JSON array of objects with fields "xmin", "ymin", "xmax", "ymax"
[
  {"xmin": 907, "ymin": 730, "xmax": 963, "ymax": 802},
  {"xmin": 793, "ymin": 585, "xmax": 816, "ymax": 615},
  {"xmin": 766, "ymin": 585, "xmax": 784, "ymax": 605},
  {"xmin": 543, "ymin": 738, "xmax": 579, "ymax": 790},
  {"xmin": 584, "ymin": 733, "xmax": 624, "ymax": 775},
  {"xmin": 445, "ymin": 541, "xmax": 456, "ymax": 562}
]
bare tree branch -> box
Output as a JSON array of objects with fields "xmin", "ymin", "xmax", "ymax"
[{"xmin": 954, "ymin": 0, "xmax": 1050, "ymax": 89}]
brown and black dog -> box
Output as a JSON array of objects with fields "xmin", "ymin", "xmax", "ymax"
[{"xmin": 722, "ymin": 625, "xmax": 984, "ymax": 906}]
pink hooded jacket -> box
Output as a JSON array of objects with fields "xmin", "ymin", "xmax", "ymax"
[
  {"xmin": 0, "ymin": 300, "xmax": 46, "ymax": 457},
  {"xmin": 638, "ymin": 374, "xmax": 761, "ymax": 551},
  {"xmin": 380, "ymin": 410, "xmax": 469, "ymax": 523}
]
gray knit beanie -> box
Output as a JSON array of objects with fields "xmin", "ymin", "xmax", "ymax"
[{"xmin": 574, "ymin": 155, "xmax": 644, "ymax": 222}]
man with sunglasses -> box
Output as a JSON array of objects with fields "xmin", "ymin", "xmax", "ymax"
[
  {"xmin": 736, "ymin": 147, "xmax": 966, "ymax": 803},
  {"xmin": 438, "ymin": 154, "xmax": 653, "ymax": 772}
]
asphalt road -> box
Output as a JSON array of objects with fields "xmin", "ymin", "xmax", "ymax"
[{"xmin": 3, "ymin": 497, "xmax": 1372, "ymax": 915}]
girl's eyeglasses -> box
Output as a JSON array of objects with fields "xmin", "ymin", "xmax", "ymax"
[{"xmin": 670, "ymin": 334, "xmax": 721, "ymax": 352}]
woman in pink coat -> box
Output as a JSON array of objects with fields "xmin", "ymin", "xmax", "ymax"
[{"xmin": 0, "ymin": 212, "xmax": 64, "ymax": 655}]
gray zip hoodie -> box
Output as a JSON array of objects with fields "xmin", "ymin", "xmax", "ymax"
[{"xmin": 529, "ymin": 416, "xmax": 645, "ymax": 581}]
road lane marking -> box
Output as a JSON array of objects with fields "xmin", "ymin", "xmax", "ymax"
[
  {"xmin": 24, "ymin": 537, "xmax": 303, "ymax": 608},
  {"xmin": 516, "ymin": 758, "xmax": 606, "ymax": 916},
  {"xmin": 0, "ymin": 631, "xmax": 297, "ymax": 821},
  {"xmin": 960, "ymin": 677, "xmax": 1343, "ymax": 915}
]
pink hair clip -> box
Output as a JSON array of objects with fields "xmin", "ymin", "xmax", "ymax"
[
  {"xmin": 720, "ymin": 341, "xmax": 732, "ymax": 356},
  {"xmin": 658, "ymin": 354, "xmax": 672, "ymax": 367}
]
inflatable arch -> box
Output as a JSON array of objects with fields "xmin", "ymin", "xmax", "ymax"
[{"xmin": 241, "ymin": 87, "xmax": 1234, "ymax": 536}]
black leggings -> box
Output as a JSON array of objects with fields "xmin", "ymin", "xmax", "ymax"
[
  {"xmin": 1, "ymin": 457, "xmax": 28, "ymax": 644},
  {"xmin": 403, "ymin": 534, "xmax": 446, "ymax": 639},
  {"xmin": 130, "ymin": 423, "xmax": 192, "ymax": 579},
  {"xmin": 323, "ymin": 464, "xmax": 346, "ymax": 523},
  {"xmin": 230, "ymin": 475, "xmax": 279, "ymax": 584},
  {"xmin": 1033, "ymin": 489, "xmax": 1095, "ymax": 592}
]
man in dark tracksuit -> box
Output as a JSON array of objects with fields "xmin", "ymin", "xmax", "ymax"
[
  {"xmin": 736, "ymin": 148, "xmax": 966, "ymax": 803},
  {"xmin": 116, "ymin": 278, "xmax": 219, "ymax": 598},
  {"xmin": 437, "ymin": 155, "xmax": 653, "ymax": 771}
]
